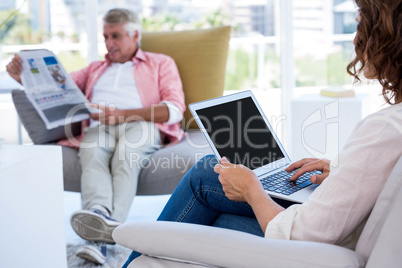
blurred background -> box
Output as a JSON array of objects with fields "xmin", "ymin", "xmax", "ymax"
[{"xmin": 0, "ymin": 0, "xmax": 385, "ymax": 155}]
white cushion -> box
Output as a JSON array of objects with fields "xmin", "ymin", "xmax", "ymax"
[
  {"xmin": 113, "ymin": 221, "xmax": 364, "ymax": 268},
  {"xmin": 365, "ymin": 181, "xmax": 402, "ymax": 267},
  {"xmin": 355, "ymin": 156, "xmax": 402, "ymax": 260},
  {"xmin": 131, "ymin": 255, "xmax": 213, "ymax": 268}
]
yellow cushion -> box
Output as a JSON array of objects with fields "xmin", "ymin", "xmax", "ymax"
[{"xmin": 142, "ymin": 26, "xmax": 231, "ymax": 129}]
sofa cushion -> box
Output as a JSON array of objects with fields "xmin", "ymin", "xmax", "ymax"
[
  {"xmin": 365, "ymin": 185, "xmax": 402, "ymax": 268},
  {"xmin": 62, "ymin": 130, "xmax": 212, "ymax": 193},
  {"xmin": 142, "ymin": 26, "xmax": 231, "ymax": 129},
  {"xmin": 115, "ymin": 221, "xmax": 364, "ymax": 268},
  {"xmin": 12, "ymin": 90, "xmax": 81, "ymax": 144},
  {"xmin": 355, "ymin": 156, "xmax": 402, "ymax": 260},
  {"xmin": 131, "ymin": 255, "xmax": 207, "ymax": 267}
]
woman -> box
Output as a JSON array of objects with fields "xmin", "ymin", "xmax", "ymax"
[{"xmin": 124, "ymin": 0, "xmax": 402, "ymax": 266}]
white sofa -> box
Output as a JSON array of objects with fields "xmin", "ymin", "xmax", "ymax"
[{"xmin": 113, "ymin": 156, "xmax": 402, "ymax": 268}]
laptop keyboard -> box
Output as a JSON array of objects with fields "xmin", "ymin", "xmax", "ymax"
[{"xmin": 261, "ymin": 169, "xmax": 321, "ymax": 195}]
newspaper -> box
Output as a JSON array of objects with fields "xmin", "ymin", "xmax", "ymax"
[{"xmin": 19, "ymin": 49, "xmax": 91, "ymax": 130}]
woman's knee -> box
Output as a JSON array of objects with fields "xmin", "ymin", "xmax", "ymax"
[
  {"xmin": 192, "ymin": 155, "xmax": 218, "ymax": 175},
  {"xmin": 198, "ymin": 154, "xmax": 217, "ymax": 166},
  {"xmin": 188, "ymin": 155, "xmax": 220, "ymax": 189}
]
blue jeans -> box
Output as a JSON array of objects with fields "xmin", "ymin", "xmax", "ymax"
[{"xmin": 123, "ymin": 155, "xmax": 265, "ymax": 267}]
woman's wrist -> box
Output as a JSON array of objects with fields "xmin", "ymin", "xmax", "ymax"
[{"xmin": 244, "ymin": 180, "xmax": 266, "ymax": 206}]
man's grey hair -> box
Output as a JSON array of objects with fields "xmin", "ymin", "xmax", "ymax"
[{"xmin": 103, "ymin": 8, "xmax": 142, "ymax": 46}]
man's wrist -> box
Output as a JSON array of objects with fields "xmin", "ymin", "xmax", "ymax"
[{"xmin": 120, "ymin": 109, "xmax": 140, "ymax": 123}]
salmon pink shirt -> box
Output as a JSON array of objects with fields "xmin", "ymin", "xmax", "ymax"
[{"xmin": 58, "ymin": 49, "xmax": 185, "ymax": 149}]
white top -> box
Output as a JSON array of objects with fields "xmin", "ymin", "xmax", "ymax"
[
  {"xmin": 92, "ymin": 62, "xmax": 142, "ymax": 110},
  {"xmin": 266, "ymin": 102, "xmax": 402, "ymax": 247},
  {"xmin": 90, "ymin": 61, "xmax": 183, "ymax": 127}
]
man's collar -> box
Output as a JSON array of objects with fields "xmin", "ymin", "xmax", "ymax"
[
  {"xmin": 133, "ymin": 48, "xmax": 146, "ymax": 62},
  {"xmin": 105, "ymin": 48, "xmax": 146, "ymax": 64}
]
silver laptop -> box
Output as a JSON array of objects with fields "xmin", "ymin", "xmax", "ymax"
[{"xmin": 189, "ymin": 90, "xmax": 320, "ymax": 203}]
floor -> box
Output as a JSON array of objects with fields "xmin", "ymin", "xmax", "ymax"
[{"xmin": 63, "ymin": 191, "xmax": 171, "ymax": 244}]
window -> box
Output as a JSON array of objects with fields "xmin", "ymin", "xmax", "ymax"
[{"xmin": 1, "ymin": 0, "xmax": 383, "ymax": 147}]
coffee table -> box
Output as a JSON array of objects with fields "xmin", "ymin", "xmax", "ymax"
[{"xmin": 0, "ymin": 145, "xmax": 67, "ymax": 268}]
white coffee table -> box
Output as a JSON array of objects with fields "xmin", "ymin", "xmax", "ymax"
[{"xmin": 0, "ymin": 145, "xmax": 67, "ymax": 268}]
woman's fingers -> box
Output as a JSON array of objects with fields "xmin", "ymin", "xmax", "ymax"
[
  {"xmin": 285, "ymin": 158, "xmax": 318, "ymax": 172},
  {"xmin": 310, "ymin": 173, "xmax": 328, "ymax": 184},
  {"xmin": 289, "ymin": 158, "xmax": 330, "ymax": 183},
  {"xmin": 289, "ymin": 160, "xmax": 321, "ymax": 181}
]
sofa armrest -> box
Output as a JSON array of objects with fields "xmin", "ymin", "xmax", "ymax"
[{"xmin": 113, "ymin": 221, "xmax": 365, "ymax": 268}]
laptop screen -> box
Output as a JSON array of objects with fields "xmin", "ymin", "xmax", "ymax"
[{"xmin": 196, "ymin": 96, "xmax": 285, "ymax": 170}]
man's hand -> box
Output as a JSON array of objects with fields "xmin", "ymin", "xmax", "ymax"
[
  {"xmin": 88, "ymin": 103, "xmax": 170, "ymax": 125},
  {"xmin": 6, "ymin": 54, "xmax": 23, "ymax": 84},
  {"xmin": 89, "ymin": 104, "xmax": 126, "ymax": 125},
  {"xmin": 285, "ymin": 158, "xmax": 331, "ymax": 184},
  {"xmin": 214, "ymin": 157, "xmax": 262, "ymax": 202}
]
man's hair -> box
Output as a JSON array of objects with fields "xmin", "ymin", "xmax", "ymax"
[
  {"xmin": 347, "ymin": 0, "xmax": 402, "ymax": 104},
  {"xmin": 103, "ymin": 8, "xmax": 142, "ymax": 46}
]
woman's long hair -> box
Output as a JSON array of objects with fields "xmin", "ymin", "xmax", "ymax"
[{"xmin": 347, "ymin": 0, "xmax": 402, "ymax": 104}]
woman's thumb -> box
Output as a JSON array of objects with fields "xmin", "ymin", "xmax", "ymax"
[{"xmin": 311, "ymin": 174, "xmax": 326, "ymax": 184}]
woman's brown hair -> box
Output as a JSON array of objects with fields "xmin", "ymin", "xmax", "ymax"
[{"xmin": 347, "ymin": 0, "xmax": 402, "ymax": 104}]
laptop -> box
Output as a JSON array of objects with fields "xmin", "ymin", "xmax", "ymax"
[{"xmin": 189, "ymin": 90, "xmax": 320, "ymax": 203}]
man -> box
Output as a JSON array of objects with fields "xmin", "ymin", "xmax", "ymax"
[{"xmin": 7, "ymin": 8, "xmax": 185, "ymax": 265}]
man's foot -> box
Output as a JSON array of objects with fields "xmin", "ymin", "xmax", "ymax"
[
  {"xmin": 71, "ymin": 209, "xmax": 121, "ymax": 244},
  {"xmin": 76, "ymin": 241, "xmax": 107, "ymax": 265}
]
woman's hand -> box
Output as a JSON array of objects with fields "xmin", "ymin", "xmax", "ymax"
[
  {"xmin": 286, "ymin": 158, "xmax": 331, "ymax": 184},
  {"xmin": 214, "ymin": 157, "xmax": 285, "ymax": 232},
  {"xmin": 89, "ymin": 103, "xmax": 125, "ymax": 125},
  {"xmin": 6, "ymin": 54, "xmax": 23, "ymax": 84},
  {"xmin": 214, "ymin": 157, "xmax": 263, "ymax": 202}
]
